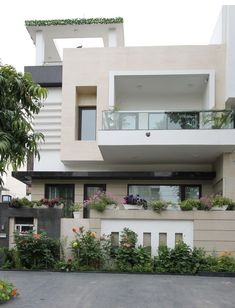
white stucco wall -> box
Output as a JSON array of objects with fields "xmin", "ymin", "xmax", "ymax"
[{"xmin": 101, "ymin": 219, "xmax": 193, "ymax": 256}]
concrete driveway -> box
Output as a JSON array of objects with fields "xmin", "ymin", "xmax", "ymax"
[{"xmin": 1, "ymin": 271, "xmax": 235, "ymax": 308}]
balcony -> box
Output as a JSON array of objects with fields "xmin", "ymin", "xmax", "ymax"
[
  {"xmin": 102, "ymin": 110, "xmax": 234, "ymax": 130},
  {"xmin": 98, "ymin": 110, "xmax": 235, "ymax": 163}
]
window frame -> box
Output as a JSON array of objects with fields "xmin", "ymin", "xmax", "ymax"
[
  {"xmin": 78, "ymin": 106, "xmax": 97, "ymax": 140},
  {"xmin": 127, "ymin": 184, "xmax": 201, "ymax": 202}
]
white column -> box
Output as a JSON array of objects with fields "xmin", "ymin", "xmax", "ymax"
[
  {"xmin": 35, "ymin": 30, "xmax": 45, "ymax": 65},
  {"xmin": 108, "ymin": 28, "xmax": 117, "ymax": 47}
]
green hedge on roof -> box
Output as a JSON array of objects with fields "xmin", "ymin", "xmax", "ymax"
[{"xmin": 25, "ymin": 17, "xmax": 123, "ymax": 27}]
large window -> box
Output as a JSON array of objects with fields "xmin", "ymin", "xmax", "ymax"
[
  {"xmin": 45, "ymin": 184, "xmax": 74, "ymax": 217},
  {"xmin": 78, "ymin": 107, "xmax": 96, "ymax": 140},
  {"xmin": 128, "ymin": 185, "xmax": 201, "ymax": 204},
  {"xmin": 83, "ymin": 184, "xmax": 106, "ymax": 218}
]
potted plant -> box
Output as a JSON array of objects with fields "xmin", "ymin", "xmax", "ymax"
[
  {"xmin": 123, "ymin": 194, "xmax": 147, "ymax": 210},
  {"xmin": 85, "ymin": 191, "xmax": 118, "ymax": 212},
  {"xmin": 72, "ymin": 202, "xmax": 83, "ymax": 218},
  {"xmin": 198, "ymin": 196, "xmax": 213, "ymax": 210},
  {"xmin": 149, "ymin": 199, "xmax": 168, "ymax": 213},
  {"xmin": 180, "ymin": 199, "xmax": 200, "ymax": 211},
  {"xmin": 33, "ymin": 197, "xmax": 64, "ymax": 208},
  {"xmin": 211, "ymin": 195, "xmax": 233, "ymax": 211}
]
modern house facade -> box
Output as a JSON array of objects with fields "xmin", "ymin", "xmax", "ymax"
[{"xmin": 9, "ymin": 6, "xmax": 235, "ymax": 255}]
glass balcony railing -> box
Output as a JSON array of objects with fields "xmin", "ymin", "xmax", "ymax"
[{"xmin": 102, "ymin": 110, "xmax": 234, "ymax": 130}]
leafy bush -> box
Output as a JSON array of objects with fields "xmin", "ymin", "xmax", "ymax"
[
  {"xmin": 201, "ymin": 250, "xmax": 235, "ymax": 272},
  {"xmin": 150, "ymin": 200, "xmax": 168, "ymax": 213},
  {"xmin": 0, "ymin": 280, "xmax": 18, "ymax": 303},
  {"xmin": 71, "ymin": 227, "xmax": 112, "ymax": 270},
  {"xmin": 14, "ymin": 232, "xmax": 60, "ymax": 269},
  {"xmin": 154, "ymin": 242, "xmax": 207, "ymax": 274},
  {"xmin": 0, "ymin": 247, "xmax": 21, "ymax": 269},
  {"xmin": 115, "ymin": 228, "xmax": 152, "ymax": 271}
]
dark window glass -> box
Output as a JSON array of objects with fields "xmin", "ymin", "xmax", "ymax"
[
  {"xmin": 79, "ymin": 107, "xmax": 96, "ymax": 140},
  {"xmin": 128, "ymin": 184, "xmax": 201, "ymax": 203},
  {"xmin": 83, "ymin": 184, "xmax": 106, "ymax": 218},
  {"xmin": 45, "ymin": 184, "xmax": 74, "ymax": 217}
]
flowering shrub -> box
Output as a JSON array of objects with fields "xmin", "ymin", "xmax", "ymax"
[
  {"xmin": 115, "ymin": 228, "xmax": 152, "ymax": 272},
  {"xmin": 14, "ymin": 232, "xmax": 60, "ymax": 269},
  {"xmin": 123, "ymin": 194, "xmax": 147, "ymax": 209},
  {"xmin": 0, "ymin": 280, "xmax": 18, "ymax": 303},
  {"xmin": 71, "ymin": 227, "xmax": 112, "ymax": 270},
  {"xmin": 84, "ymin": 191, "xmax": 118, "ymax": 212}
]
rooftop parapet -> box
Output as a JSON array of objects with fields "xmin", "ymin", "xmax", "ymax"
[{"xmin": 25, "ymin": 17, "xmax": 124, "ymax": 65}]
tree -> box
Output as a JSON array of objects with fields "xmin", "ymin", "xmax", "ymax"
[{"xmin": 0, "ymin": 65, "xmax": 47, "ymax": 183}]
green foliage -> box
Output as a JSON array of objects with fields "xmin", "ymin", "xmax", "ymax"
[
  {"xmin": 0, "ymin": 65, "xmax": 47, "ymax": 180},
  {"xmin": 14, "ymin": 232, "xmax": 60, "ymax": 269},
  {"xmin": 212, "ymin": 195, "xmax": 233, "ymax": 207},
  {"xmin": 115, "ymin": 228, "xmax": 152, "ymax": 272},
  {"xmin": 150, "ymin": 200, "xmax": 168, "ymax": 213},
  {"xmin": 202, "ymin": 252, "xmax": 235, "ymax": 272},
  {"xmin": 10, "ymin": 197, "xmax": 33, "ymax": 208},
  {"xmin": 72, "ymin": 228, "xmax": 112, "ymax": 270},
  {"xmin": 0, "ymin": 247, "xmax": 21, "ymax": 269},
  {"xmin": 25, "ymin": 17, "xmax": 123, "ymax": 27},
  {"xmin": 86, "ymin": 191, "xmax": 118, "ymax": 212},
  {"xmin": 0, "ymin": 280, "xmax": 18, "ymax": 303},
  {"xmin": 154, "ymin": 242, "xmax": 207, "ymax": 274},
  {"xmin": 180, "ymin": 199, "xmax": 200, "ymax": 211}
]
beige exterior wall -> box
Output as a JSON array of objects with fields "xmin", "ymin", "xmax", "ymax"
[
  {"xmin": 88, "ymin": 209, "xmax": 235, "ymax": 254},
  {"xmin": 61, "ymin": 45, "xmax": 226, "ymax": 162}
]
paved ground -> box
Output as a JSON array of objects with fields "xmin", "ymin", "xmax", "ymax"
[{"xmin": 1, "ymin": 271, "xmax": 235, "ymax": 308}]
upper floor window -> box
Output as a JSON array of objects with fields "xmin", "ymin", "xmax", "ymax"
[{"xmin": 78, "ymin": 107, "xmax": 96, "ymax": 140}]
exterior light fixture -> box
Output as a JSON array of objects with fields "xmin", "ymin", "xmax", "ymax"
[{"xmin": 146, "ymin": 132, "xmax": 150, "ymax": 137}]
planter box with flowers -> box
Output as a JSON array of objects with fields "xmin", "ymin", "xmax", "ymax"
[
  {"xmin": 33, "ymin": 198, "xmax": 64, "ymax": 209},
  {"xmin": 84, "ymin": 191, "xmax": 118, "ymax": 213},
  {"xmin": 123, "ymin": 195, "xmax": 147, "ymax": 210},
  {"xmin": 211, "ymin": 195, "xmax": 233, "ymax": 211}
]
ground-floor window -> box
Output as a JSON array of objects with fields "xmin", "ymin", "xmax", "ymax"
[
  {"xmin": 83, "ymin": 184, "xmax": 106, "ymax": 218},
  {"xmin": 128, "ymin": 184, "xmax": 201, "ymax": 204},
  {"xmin": 45, "ymin": 184, "xmax": 74, "ymax": 217}
]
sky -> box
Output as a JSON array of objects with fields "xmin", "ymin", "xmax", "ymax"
[{"xmin": 1, "ymin": 0, "xmax": 235, "ymax": 72}]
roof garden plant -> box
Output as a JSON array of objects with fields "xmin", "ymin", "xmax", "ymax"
[{"xmin": 25, "ymin": 17, "xmax": 123, "ymax": 27}]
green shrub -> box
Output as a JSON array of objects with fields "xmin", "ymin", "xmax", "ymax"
[
  {"xmin": 71, "ymin": 227, "xmax": 112, "ymax": 270},
  {"xmin": 14, "ymin": 232, "xmax": 60, "ymax": 269},
  {"xmin": 154, "ymin": 242, "xmax": 207, "ymax": 274},
  {"xmin": 115, "ymin": 228, "xmax": 152, "ymax": 271},
  {"xmin": 0, "ymin": 247, "xmax": 21, "ymax": 269}
]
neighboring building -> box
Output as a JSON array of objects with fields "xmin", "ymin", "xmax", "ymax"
[{"xmin": 10, "ymin": 7, "xmax": 235, "ymax": 255}]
